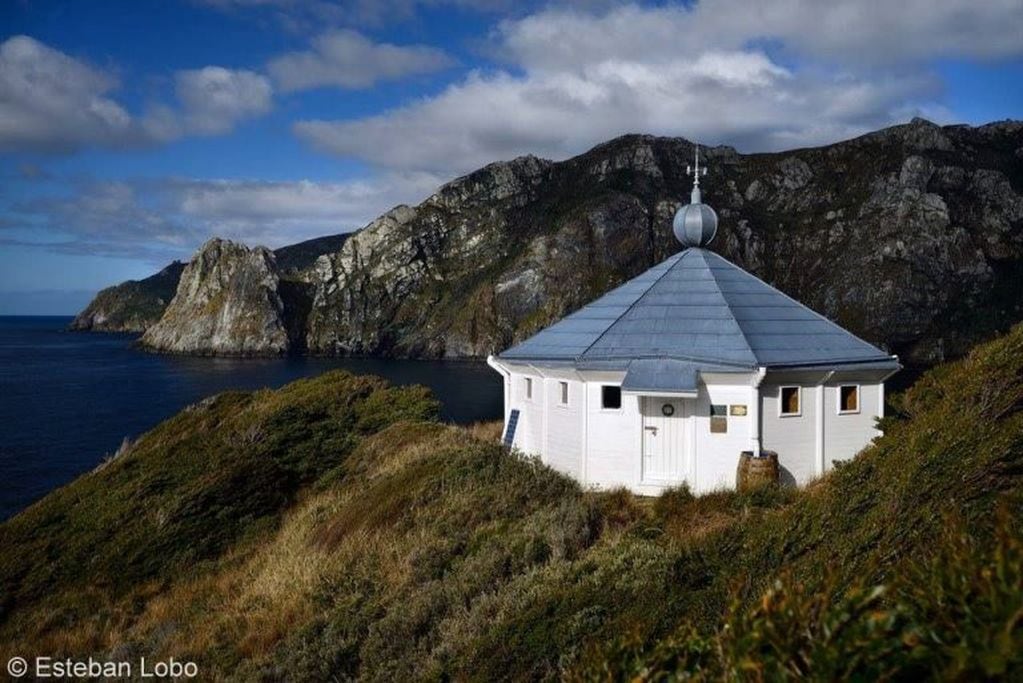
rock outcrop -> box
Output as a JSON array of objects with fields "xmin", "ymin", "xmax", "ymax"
[
  {"xmin": 302, "ymin": 119, "xmax": 1023, "ymax": 366},
  {"xmin": 82, "ymin": 119, "xmax": 1023, "ymax": 366},
  {"xmin": 140, "ymin": 239, "xmax": 289, "ymax": 355},
  {"xmin": 70, "ymin": 261, "xmax": 185, "ymax": 332}
]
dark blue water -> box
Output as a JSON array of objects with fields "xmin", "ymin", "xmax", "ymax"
[{"xmin": 0, "ymin": 316, "xmax": 502, "ymax": 520}]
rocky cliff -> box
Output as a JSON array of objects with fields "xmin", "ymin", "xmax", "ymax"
[
  {"xmin": 304, "ymin": 118, "xmax": 1023, "ymax": 365},
  {"xmin": 83, "ymin": 118, "xmax": 1023, "ymax": 365},
  {"xmin": 69, "ymin": 261, "xmax": 185, "ymax": 332},
  {"xmin": 140, "ymin": 239, "xmax": 290, "ymax": 355}
]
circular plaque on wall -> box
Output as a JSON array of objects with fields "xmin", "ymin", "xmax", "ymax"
[{"xmin": 661, "ymin": 403, "xmax": 675, "ymax": 416}]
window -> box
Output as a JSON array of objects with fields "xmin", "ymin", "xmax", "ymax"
[
  {"xmin": 839, "ymin": 385, "xmax": 859, "ymax": 414},
  {"xmin": 601, "ymin": 385, "xmax": 621, "ymax": 410},
  {"xmin": 710, "ymin": 403, "xmax": 728, "ymax": 433},
  {"xmin": 780, "ymin": 386, "xmax": 801, "ymax": 416},
  {"xmin": 524, "ymin": 377, "xmax": 532, "ymax": 400},
  {"xmin": 559, "ymin": 381, "xmax": 569, "ymax": 405}
]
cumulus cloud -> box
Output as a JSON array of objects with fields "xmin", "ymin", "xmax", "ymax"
[
  {"xmin": 295, "ymin": 53, "xmax": 939, "ymax": 173},
  {"xmin": 0, "ymin": 36, "xmax": 139, "ymax": 152},
  {"xmin": 689, "ymin": 0, "xmax": 1023, "ymax": 65},
  {"xmin": 0, "ymin": 35, "xmax": 273, "ymax": 152},
  {"xmin": 268, "ymin": 30, "xmax": 454, "ymax": 91},
  {"xmin": 496, "ymin": 1, "xmax": 1023, "ymax": 70},
  {"xmin": 4, "ymin": 172, "xmax": 441, "ymax": 261},
  {"xmin": 173, "ymin": 172, "xmax": 441, "ymax": 246},
  {"xmin": 294, "ymin": 1, "xmax": 1023, "ymax": 174},
  {"xmin": 175, "ymin": 67, "xmax": 273, "ymax": 134}
]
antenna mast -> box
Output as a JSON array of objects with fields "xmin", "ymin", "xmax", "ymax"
[{"xmin": 686, "ymin": 145, "xmax": 707, "ymax": 203}]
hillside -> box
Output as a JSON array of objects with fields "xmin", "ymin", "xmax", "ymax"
[
  {"xmin": 2, "ymin": 327, "xmax": 1022, "ymax": 679},
  {"xmin": 75, "ymin": 118, "xmax": 1023, "ymax": 366},
  {"xmin": 69, "ymin": 261, "xmax": 185, "ymax": 332},
  {"xmin": 273, "ymin": 233, "xmax": 350, "ymax": 275},
  {"xmin": 67, "ymin": 235, "xmax": 348, "ymax": 335}
]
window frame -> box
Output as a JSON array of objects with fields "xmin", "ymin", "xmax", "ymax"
[
  {"xmin": 710, "ymin": 403, "xmax": 728, "ymax": 434},
  {"xmin": 779, "ymin": 385, "xmax": 802, "ymax": 417},
  {"xmin": 838, "ymin": 384, "xmax": 861, "ymax": 415},
  {"xmin": 524, "ymin": 376, "xmax": 533, "ymax": 401},
  {"xmin": 559, "ymin": 380, "xmax": 569, "ymax": 406},
  {"xmin": 600, "ymin": 384, "xmax": 622, "ymax": 411}
]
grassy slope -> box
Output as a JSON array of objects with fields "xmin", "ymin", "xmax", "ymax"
[
  {"xmin": 2, "ymin": 328, "xmax": 1022, "ymax": 680},
  {"xmin": 69, "ymin": 261, "xmax": 186, "ymax": 332}
]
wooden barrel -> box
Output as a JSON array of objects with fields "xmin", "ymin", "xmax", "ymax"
[{"xmin": 737, "ymin": 450, "xmax": 780, "ymax": 492}]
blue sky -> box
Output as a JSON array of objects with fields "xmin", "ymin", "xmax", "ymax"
[{"xmin": 1, "ymin": 0, "xmax": 1021, "ymax": 314}]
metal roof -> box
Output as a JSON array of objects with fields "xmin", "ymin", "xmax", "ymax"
[
  {"xmin": 621, "ymin": 359, "xmax": 699, "ymax": 395},
  {"xmin": 499, "ymin": 248, "xmax": 899, "ymax": 370}
]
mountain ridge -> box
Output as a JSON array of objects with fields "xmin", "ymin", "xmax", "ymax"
[{"xmin": 74, "ymin": 118, "xmax": 1023, "ymax": 366}]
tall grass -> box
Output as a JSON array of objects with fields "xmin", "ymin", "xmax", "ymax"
[{"xmin": 2, "ymin": 325, "xmax": 1023, "ymax": 680}]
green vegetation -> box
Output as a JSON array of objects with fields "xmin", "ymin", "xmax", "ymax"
[
  {"xmin": 273, "ymin": 233, "xmax": 350, "ymax": 274},
  {"xmin": 2, "ymin": 326, "xmax": 1023, "ymax": 680},
  {"xmin": 69, "ymin": 261, "xmax": 185, "ymax": 332}
]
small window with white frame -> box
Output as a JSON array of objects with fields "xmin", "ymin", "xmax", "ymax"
[
  {"xmin": 524, "ymin": 377, "xmax": 532, "ymax": 400},
  {"xmin": 559, "ymin": 381, "xmax": 569, "ymax": 405},
  {"xmin": 780, "ymin": 386, "xmax": 801, "ymax": 416},
  {"xmin": 601, "ymin": 385, "xmax": 621, "ymax": 410},
  {"xmin": 838, "ymin": 384, "xmax": 860, "ymax": 414}
]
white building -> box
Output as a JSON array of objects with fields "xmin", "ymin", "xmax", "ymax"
[{"xmin": 488, "ymin": 149, "xmax": 900, "ymax": 495}]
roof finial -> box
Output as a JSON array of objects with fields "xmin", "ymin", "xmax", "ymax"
[
  {"xmin": 673, "ymin": 143, "xmax": 718, "ymax": 248},
  {"xmin": 686, "ymin": 144, "xmax": 708, "ymax": 203}
]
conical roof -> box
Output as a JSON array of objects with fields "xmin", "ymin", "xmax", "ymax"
[{"xmin": 499, "ymin": 248, "xmax": 897, "ymax": 370}]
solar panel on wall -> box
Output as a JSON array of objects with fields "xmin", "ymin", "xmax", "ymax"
[{"xmin": 503, "ymin": 409, "xmax": 520, "ymax": 447}]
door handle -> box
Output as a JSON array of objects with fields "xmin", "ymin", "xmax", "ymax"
[{"xmin": 644, "ymin": 426, "xmax": 658, "ymax": 434}]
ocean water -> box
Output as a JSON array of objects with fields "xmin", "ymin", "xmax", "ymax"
[{"xmin": 0, "ymin": 316, "xmax": 503, "ymax": 520}]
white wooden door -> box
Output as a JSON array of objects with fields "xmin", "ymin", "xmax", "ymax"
[{"xmin": 642, "ymin": 398, "xmax": 684, "ymax": 482}]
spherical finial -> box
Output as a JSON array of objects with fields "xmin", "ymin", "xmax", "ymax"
[
  {"xmin": 673, "ymin": 202, "xmax": 718, "ymax": 247},
  {"xmin": 674, "ymin": 144, "xmax": 718, "ymax": 247}
]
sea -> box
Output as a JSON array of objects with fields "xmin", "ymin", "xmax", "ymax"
[{"xmin": 0, "ymin": 316, "xmax": 503, "ymax": 521}]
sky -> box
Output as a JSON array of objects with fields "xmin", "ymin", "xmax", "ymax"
[{"xmin": 1, "ymin": 0, "xmax": 1021, "ymax": 314}]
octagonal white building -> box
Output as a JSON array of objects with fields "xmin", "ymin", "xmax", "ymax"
[{"xmin": 488, "ymin": 149, "xmax": 900, "ymax": 495}]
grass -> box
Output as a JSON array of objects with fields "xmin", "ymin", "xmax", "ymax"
[{"xmin": 2, "ymin": 325, "xmax": 1023, "ymax": 680}]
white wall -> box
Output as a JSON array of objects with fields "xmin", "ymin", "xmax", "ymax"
[
  {"xmin": 498, "ymin": 364, "xmax": 885, "ymax": 496},
  {"xmin": 582, "ymin": 374, "xmax": 640, "ymax": 490},
  {"xmin": 761, "ymin": 373, "xmax": 885, "ymax": 485},
  {"xmin": 508, "ymin": 369, "xmax": 544, "ymax": 456},
  {"xmin": 823, "ymin": 381, "xmax": 881, "ymax": 467},
  {"xmin": 760, "ymin": 382, "xmax": 818, "ymax": 486},
  {"xmin": 693, "ymin": 381, "xmax": 755, "ymax": 493},
  {"xmin": 543, "ymin": 376, "xmax": 584, "ymax": 479}
]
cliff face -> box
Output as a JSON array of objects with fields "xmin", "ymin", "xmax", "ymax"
[
  {"xmin": 69, "ymin": 261, "xmax": 185, "ymax": 332},
  {"xmin": 304, "ymin": 118, "xmax": 1023, "ymax": 365},
  {"xmin": 79, "ymin": 119, "xmax": 1023, "ymax": 364},
  {"xmin": 140, "ymin": 239, "xmax": 290, "ymax": 355}
]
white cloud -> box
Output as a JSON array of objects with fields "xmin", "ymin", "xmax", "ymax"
[
  {"xmin": 174, "ymin": 172, "xmax": 442, "ymax": 245},
  {"xmin": 175, "ymin": 67, "xmax": 273, "ymax": 134},
  {"xmin": 498, "ymin": 1, "xmax": 1023, "ymax": 70},
  {"xmin": 0, "ymin": 35, "xmax": 274, "ymax": 152},
  {"xmin": 294, "ymin": 1, "xmax": 1023, "ymax": 174},
  {"xmin": 5, "ymin": 172, "xmax": 442, "ymax": 260},
  {"xmin": 295, "ymin": 53, "xmax": 938, "ymax": 173},
  {"xmin": 0, "ymin": 35, "xmax": 139, "ymax": 152},
  {"xmin": 11, "ymin": 181, "xmax": 195, "ymax": 250},
  {"xmin": 268, "ymin": 30, "xmax": 454, "ymax": 91}
]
